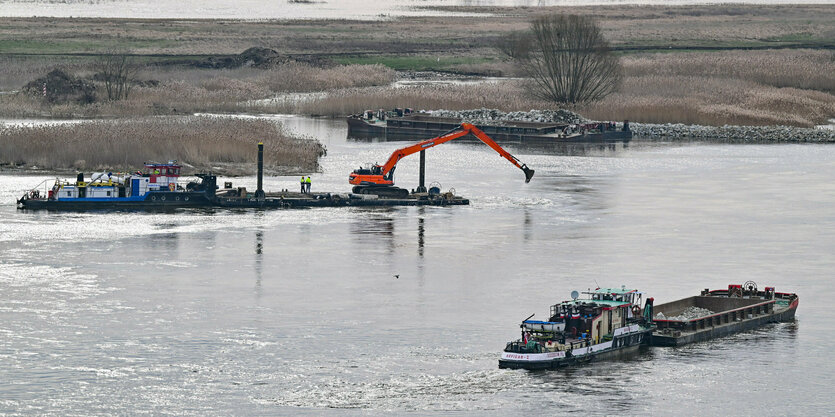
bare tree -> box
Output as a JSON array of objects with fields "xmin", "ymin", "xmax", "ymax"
[
  {"xmin": 516, "ymin": 14, "xmax": 622, "ymax": 104},
  {"xmin": 99, "ymin": 50, "xmax": 139, "ymax": 101}
]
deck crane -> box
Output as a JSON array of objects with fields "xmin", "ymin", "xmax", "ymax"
[{"xmin": 349, "ymin": 123, "xmax": 535, "ymax": 198}]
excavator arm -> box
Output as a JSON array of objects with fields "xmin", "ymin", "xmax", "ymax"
[
  {"xmin": 349, "ymin": 123, "xmax": 534, "ymax": 195},
  {"xmin": 378, "ymin": 123, "xmax": 535, "ymax": 183}
]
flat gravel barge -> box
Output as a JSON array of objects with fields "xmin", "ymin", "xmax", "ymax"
[
  {"xmin": 651, "ymin": 282, "xmax": 798, "ymax": 347},
  {"xmin": 213, "ymin": 190, "xmax": 469, "ymax": 208}
]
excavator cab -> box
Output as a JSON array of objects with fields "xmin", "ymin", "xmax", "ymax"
[{"xmin": 349, "ymin": 164, "xmax": 395, "ymax": 187}]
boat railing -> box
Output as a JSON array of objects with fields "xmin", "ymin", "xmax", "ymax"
[{"xmin": 19, "ymin": 178, "xmax": 56, "ymax": 201}]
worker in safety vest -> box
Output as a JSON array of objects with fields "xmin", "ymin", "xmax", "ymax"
[
  {"xmin": 300, "ymin": 176, "xmax": 305, "ymax": 193},
  {"xmin": 305, "ymin": 176, "xmax": 311, "ymax": 193}
]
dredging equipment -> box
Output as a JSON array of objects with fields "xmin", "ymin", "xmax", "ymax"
[
  {"xmin": 348, "ymin": 123, "xmax": 534, "ymax": 198},
  {"xmin": 16, "ymin": 138, "xmax": 515, "ymax": 210}
]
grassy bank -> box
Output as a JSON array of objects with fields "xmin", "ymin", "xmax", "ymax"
[
  {"xmin": 0, "ymin": 62, "xmax": 396, "ymax": 117},
  {"xmin": 579, "ymin": 49, "xmax": 835, "ymax": 127},
  {"xmin": 0, "ymin": 4, "xmax": 832, "ymax": 126},
  {"xmin": 0, "ymin": 116, "xmax": 325, "ymax": 174},
  {"xmin": 248, "ymin": 49, "xmax": 835, "ymax": 127}
]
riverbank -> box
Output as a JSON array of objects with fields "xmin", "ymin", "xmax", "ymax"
[
  {"xmin": 0, "ymin": 4, "xmax": 833, "ymax": 128},
  {"xmin": 416, "ymin": 108, "xmax": 835, "ymax": 143},
  {"xmin": 631, "ymin": 123, "xmax": 835, "ymax": 143},
  {"xmin": 0, "ymin": 116, "xmax": 325, "ymax": 174}
]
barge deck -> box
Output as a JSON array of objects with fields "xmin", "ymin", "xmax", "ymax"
[
  {"xmin": 651, "ymin": 283, "xmax": 799, "ymax": 347},
  {"xmin": 348, "ymin": 112, "xmax": 631, "ymax": 144},
  {"xmin": 212, "ymin": 190, "xmax": 469, "ymax": 208}
]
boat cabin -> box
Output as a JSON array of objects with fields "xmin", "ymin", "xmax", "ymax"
[
  {"xmin": 50, "ymin": 161, "xmax": 183, "ymax": 200},
  {"xmin": 509, "ymin": 287, "xmax": 647, "ymax": 354},
  {"xmin": 144, "ymin": 162, "xmax": 181, "ymax": 190}
]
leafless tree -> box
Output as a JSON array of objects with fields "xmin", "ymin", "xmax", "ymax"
[
  {"xmin": 516, "ymin": 14, "xmax": 622, "ymax": 104},
  {"xmin": 99, "ymin": 50, "xmax": 139, "ymax": 101}
]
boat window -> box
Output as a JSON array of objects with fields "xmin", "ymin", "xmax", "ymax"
[{"xmin": 106, "ymin": 191, "xmax": 111, "ymax": 196}]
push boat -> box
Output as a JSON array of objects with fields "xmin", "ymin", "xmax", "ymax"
[
  {"xmin": 17, "ymin": 162, "xmax": 217, "ymax": 210},
  {"xmin": 499, "ymin": 287, "xmax": 655, "ymax": 370},
  {"xmin": 651, "ymin": 282, "xmax": 799, "ymax": 347}
]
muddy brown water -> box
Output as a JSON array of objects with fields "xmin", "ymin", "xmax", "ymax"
[{"xmin": 1, "ymin": 115, "xmax": 833, "ymax": 415}]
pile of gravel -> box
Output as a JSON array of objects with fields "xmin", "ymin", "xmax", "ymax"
[
  {"xmin": 656, "ymin": 306, "xmax": 714, "ymax": 322},
  {"xmin": 631, "ymin": 122, "xmax": 835, "ymax": 143},
  {"xmin": 420, "ymin": 108, "xmax": 587, "ymax": 125}
]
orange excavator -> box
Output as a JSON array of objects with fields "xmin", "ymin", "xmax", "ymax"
[{"xmin": 349, "ymin": 123, "xmax": 534, "ymax": 198}]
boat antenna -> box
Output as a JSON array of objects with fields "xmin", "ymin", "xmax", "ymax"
[{"xmin": 594, "ymin": 279, "xmax": 600, "ymax": 289}]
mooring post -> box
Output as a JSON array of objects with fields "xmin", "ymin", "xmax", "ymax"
[
  {"xmin": 256, "ymin": 142, "xmax": 265, "ymax": 199},
  {"xmin": 417, "ymin": 150, "xmax": 426, "ymax": 193}
]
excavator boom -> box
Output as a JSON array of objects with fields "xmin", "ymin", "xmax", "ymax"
[{"xmin": 349, "ymin": 123, "xmax": 534, "ymax": 191}]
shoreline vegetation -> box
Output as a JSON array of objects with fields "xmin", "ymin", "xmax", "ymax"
[
  {"xmin": 0, "ymin": 4, "xmax": 833, "ymax": 173},
  {"xmin": 0, "ymin": 116, "xmax": 325, "ymax": 175}
]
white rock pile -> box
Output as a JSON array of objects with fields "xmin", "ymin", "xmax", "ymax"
[
  {"xmin": 420, "ymin": 108, "xmax": 587, "ymax": 125},
  {"xmin": 656, "ymin": 306, "xmax": 714, "ymax": 322}
]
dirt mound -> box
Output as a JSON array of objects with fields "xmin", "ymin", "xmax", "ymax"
[
  {"xmin": 23, "ymin": 69, "xmax": 96, "ymax": 104},
  {"xmin": 196, "ymin": 47, "xmax": 283, "ymax": 69},
  {"xmin": 194, "ymin": 47, "xmax": 333, "ymax": 69}
]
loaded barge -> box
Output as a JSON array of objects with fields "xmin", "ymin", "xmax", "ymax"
[
  {"xmin": 651, "ymin": 282, "xmax": 799, "ymax": 347},
  {"xmin": 499, "ymin": 287, "xmax": 655, "ymax": 370},
  {"xmin": 348, "ymin": 109, "xmax": 631, "ymax": 144}
]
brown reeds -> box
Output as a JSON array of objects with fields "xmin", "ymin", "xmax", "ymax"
[
  {"xmin": 578, "ymin": 50, "xmax": 835, "ymax": 127},
  {"xmin": 268, "ymin": 49, "xmax": 835, "ymax": 127},
  {"xmin": 0, "ymin": 116, "xmax": 325, "ymax": 174},
  {"xmin": 255, "ymin": 81, "xmax": 554, "ymax": 117},
  {"xmin": 0, "ymin": 62, "xmax": 396, "ymax": 118}
]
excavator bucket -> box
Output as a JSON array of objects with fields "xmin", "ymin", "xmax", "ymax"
[{"xmin": 522, "ymin": 165, "xmax": 535, "ymax": 183}]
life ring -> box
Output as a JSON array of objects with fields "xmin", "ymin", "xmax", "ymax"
[
  {"xmin": 632, "ymin": 305, "xmax": 641, "ymax": 316},
  {"xmin": 169, "ymin": 183, "xmax": 176, "ymax": 191}
]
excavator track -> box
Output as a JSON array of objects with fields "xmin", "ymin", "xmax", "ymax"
[{"xmin": 352, "ymin": 185, "xmax": 410, "ymax": 198}]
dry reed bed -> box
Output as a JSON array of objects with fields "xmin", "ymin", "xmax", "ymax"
[
  {"xmin": 268, "ymin": 50, "xmax": 835, "ymax": 127},
  {"xmin": 580, "ymin": 50, "xmax": 835, "ymax": 127},
  {"xmin": 0, "ymin": 62, "xmax": 396, "ymax": 118},
  {"xmin": 253, "ymin": 81, "xmax": 555, "ymax": 117},
  {"xmin": 0, "ymin": 116, "xmax": 325, "ymax": 174}
]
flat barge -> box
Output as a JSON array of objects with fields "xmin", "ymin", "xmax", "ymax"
[
  {"xmin": 651, "ymin": 282, "xmax": 799, "ymax": 347},
  {"xmin": 499, "ymin": 287, "xmax": 656, "ymax": 370},
  {"xmin": 17, "ymin": 144, "xmax": 470, "ymax": 211},
  {"xmin": 348, "ymin": 110, "xmax": 631, "ymax": 144}
]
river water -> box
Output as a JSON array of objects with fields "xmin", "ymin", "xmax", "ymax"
[{"xmin": 1, "ymin": 115, "xmax": 834, "ymax": 415}]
